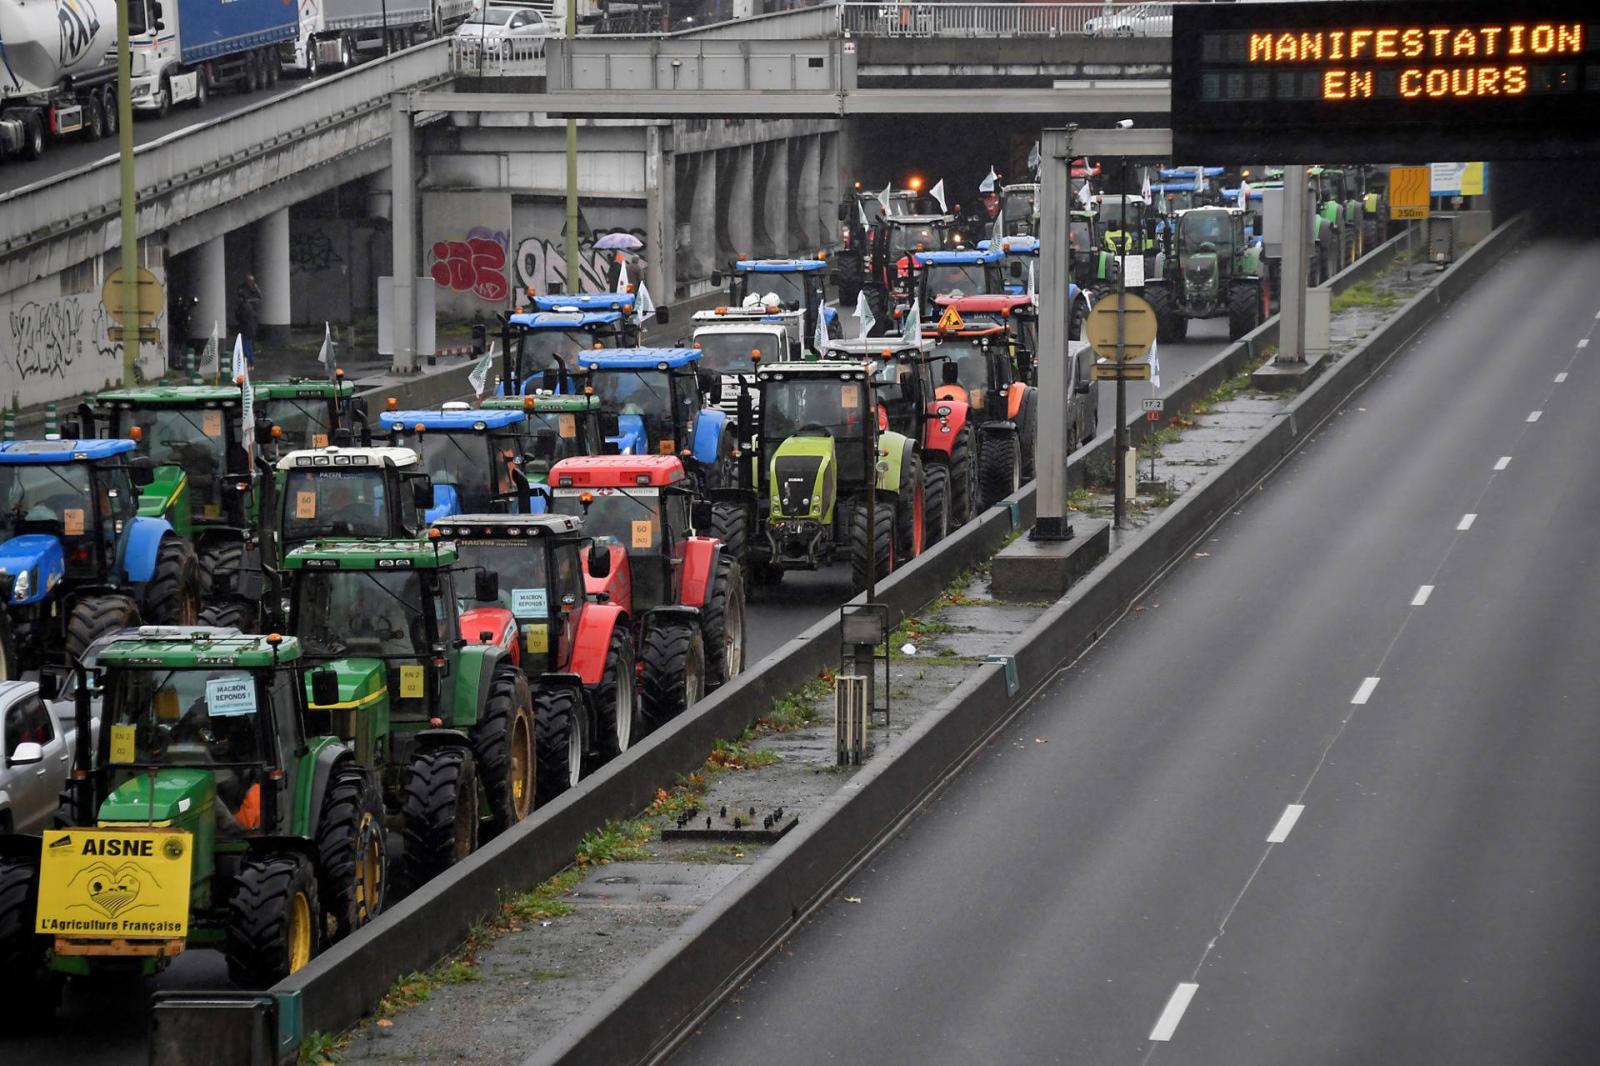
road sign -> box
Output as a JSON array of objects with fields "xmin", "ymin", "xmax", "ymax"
[
  {"xmin": 936, "ymin": 305, "xmax": 964, "ymax": 332},
  {"xmin": 1146, "ymin": 409, "xmax": 1161, "ymax": 422},
  {"xmin": 1092, "ymin": 360, "xmax": 1151, "ymax": 381},
  {"xmin": 101, "ymin": 267, "xmax": 165, "ymax": 325},
  {"xmin": 1389, "ymin": 166, "xmax": 1430, "ymax": 220},
  {"xmin": 1084, "ymin": 293, "xmax": 1158, "ymax": 362},
  {"xmin": 1141, "ymin": 397, "xmax": 1164, "ymax": 412},
  {"xmin": 107, "ymin": 327, "xmax": 162, "ymax": 343}
]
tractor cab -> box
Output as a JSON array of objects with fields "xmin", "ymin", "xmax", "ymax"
[
  {"xmin": 923, "ymin": 320, "xmax": 1017, "ymax": 414},
  {"xmin": 499, "ymin": 310, "xmax": 633, "ymax": 396},
  {"xmin": 252, "ymin": 377, "xmax": 366, "ymax": 451},
  {"xmin": 382, "ymin": 406, "xmax": 530, "ymax": 518},
  {"xmin": 577, "ymin": 349, "xmax": 735, "ymax": 488},
  {"xmin": 715, "ymin": 259, "xmax": 840, "ymax": 353},
  {"xmin": 275, "ymin": 446, "xmax": 436, "ymax": 556},
  {"xmin": 479, "ymin": 393, "xmax": 608, "ymax": 484},
  {"xmin": 1095, "ymin": 194, "xmax": 1155, "ymax": 259},
  {"xmin": 689, "ymin": 320, "xmax": 795, "ymax": 428},
  {"xmin": 996, "ymin": 182, "xmax": 1039, "ymax": 238},
  {"xmin": 822, "ymin": 337, "xmax": 938, "ymax": 442},
  {"xmin": 914, "ymin": 247, "xmax": 1005, "ymax": 308},
  {"xmin": 935, "ymin": 295, "xmax": 1040, "ymax": 381},
  {"xmin": 1145, "ymin": 206, "xmax": 1265, "ymax": 342}
]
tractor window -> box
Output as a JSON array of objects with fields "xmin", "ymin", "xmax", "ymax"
[
  {"xmin": 295, "ymin": 570, "xmax": 430, "ymax": 659},
  {"xmin": 695, "ymin": 333, "xmax": 774, "ymax": 374},
  {"xmin": 872, "ymin": 361, "xmax": 919, "ymax": 435},
  {"xmin": 98, "ymin": 465, "xmax": 137, "ymax": 526},
  {"xmin": 1000, "ymin": 189, "xmax": 1036, "ymax": 229},
  {"xmin": 455, "ymin": 540, "xmax": 549, "ymax": 617},
  {"xmin": 923, "ymin": 264, "xmax": 988, "ymax": 299},
  {"xmin": 551, "ymin": 488, "xmax": 661, "ymax": 555},
  {"xmin": 671, "ymin": 369, "xmax": 700, "ymax": 431},
  {"xmin": 121, "ymin": 405, "xmax": 231, "ymax": 511},
  {"xmin": 516, "ymin": 329, "xmax": 591, "ymax": 382},
  {"xmin": 0, "ymin": 461, "xmax": 94, "ymax": 542},
  {"xmin": 742, "ymin": 272, "xmax": 806, "ymax": 310},
  {"xmin": 283, "ymin": 469, "xmax": 392, "ymax": 543},
  {"xmin": 761, "ymin": 378, "xmax": 864, "ymax": 444},
  {"xmin": 590, "ymin": 370, "xmax": 675, "ymax": 454},
  {"xmin": 664, "ymin": 492, "xmax": 692, "ymax": 544},
  {"xmin": 1069, "ymin": 221, "xmax": 1092, "ymax": 252},
  {"xmin": 552, "ymin": 543, "xmax": 582, "ymax": 614},
  {"xmin": 522, "ymin": 413, "xmax": 588, "ymax": 464},
  {"xmin": 888, "ymin": 225, "xmax": 944, "ymax": 261},
  {"xmin": 389, "ymin": 429, "xmax": 504, "ymax": 513},
  {"xmin": 933, "ymin": 337, "xmax": 992, "ymax": 402},
  {"xmin": 104, "ymin": 668, "xmax": 264, "ymax": 768},
  {"xmin": 1180, "ymin": 213, "xmax": 1232, "ymax": 257},
  {"xmin": 261, "ymin": 397, "xmax": 334, "ymax": 450},
  {"xmin": 4, "ymin": 694, "xmax": 53, "ymax": 758}
]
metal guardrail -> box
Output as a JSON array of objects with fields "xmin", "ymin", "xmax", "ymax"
[
  {"xmin": 668, "ymin": 3, "xmax": 843, "ymax": 39},
  {"xmin": 841, "ymin": 2, "xmax": 1173, "ymax": 38},
  {"xmin": 449, "ymin": 35, "xmax": 550, "ymax": 76},
  {"xmin": 0, "ymin": 38, "xmax": 452, "ymax": 258}
]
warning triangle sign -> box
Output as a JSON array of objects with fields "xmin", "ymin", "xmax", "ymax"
[{"xmin": 937, "ymin": 305, "xmax": 964, "ymax": 332}]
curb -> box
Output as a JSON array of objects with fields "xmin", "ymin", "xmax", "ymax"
[{"xmin": 524, "ymin": 214, "xmax": 1528, "ymax": 1066}]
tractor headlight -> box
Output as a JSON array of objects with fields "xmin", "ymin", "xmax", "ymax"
[{"xmin": 11, "ymin": 569, "xmax": 30, "ymax": 601}]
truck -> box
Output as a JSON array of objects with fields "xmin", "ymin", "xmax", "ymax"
[
  {"xmin": 281, "ymin": 0, "xmax": 473, "ymax": 77},
  {"xmin": 128, "ymin": 0, "xmax": 300, "ymax": 118},
  {"xmin": 0, "ymin": 0, "xmax": 118, "ymax": 160}
]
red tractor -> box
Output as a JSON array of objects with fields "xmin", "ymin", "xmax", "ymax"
[
  {"xmin": 545, "ymin": 456, "xmax": 746, "ymax": 734},
  {"xmin": 430, "ymin": 513, "xmax": 635, "ymax": 804},
  {"xmin": 924, "ymin": 309, "xmax": 1038, "ymax": 509}
]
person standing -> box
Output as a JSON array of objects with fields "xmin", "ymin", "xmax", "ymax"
[{"xmin": 234, "ymin": 274, "xmax": 262, "ymax": 370}]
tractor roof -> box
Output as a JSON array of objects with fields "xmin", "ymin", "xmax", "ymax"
[
  {"xmin": 548, "ymin": 454, "xmax": 686, "ymax": 488},
  {"xmin": 431, "ymin": 514, "xmax": 583, "ymax": 538},
  {"xmin": 277, "ymin": 446, "xmax": 419, "ymax": 472},
  {"xmin": 579, "ymin": 348, "xmax": 700, "ymax": 371},
  {"xmin": 994, "ymin": 236, "xmax": 1039, "ymax": 256},
  {"xmin": 384, "ymin": 408, "xmax": 525, "ymax": 432},
  {"xmin": 824, "ymin": 337, "xmax": 933, "ymax": 359},
  {"xmin": 253, "ymin": 378, "xmax": 354, "ymax": 400},
  {"xmin": 479, "ymin": 394, "xmax": 600, "ymax": 413},
  {"xmin": 98, "ymin": 385, "xmax": 243, "ymax": 405},
  {"xmin": 914, "ymin": 248, "xmax": 1002, "ymax": 266},
  {"xmin": 0, "ymin": 439, "xmax": 136, "ymax": 463},
  {"xmin": 282, "ymin": 538, "xmax": 458, "ymax": 570},
  {"xmin": 692, "ymin": 322, "xmax": 789, "ymax": 340},
  {"xmin": 508, "ymin": 311, "xmax": 623, "ymax": 329},
  {"xmin": 887, "ymin": 214, "xmax": 952, "ymax": 225},
  {"xmin": 936, "ymin": 294, "xmax": 1035, "ymax": 316},
  {"xmin": 96, "ymin": 627, "xmax": 301, "ymax": 668},
  {"xmin": 528, "ymin": 293, "xmax": 634, "ymax": 313},
  {"xmin": 757, "ymin": 361, "xmax": 870, "ymax": 380},
  {"xmin": 693, "ymin": 306, "xmax": 799, "ymax": 323},
  {"xmin": 734, "ymin": 259, "xmax": 827, "ymax": 274}
]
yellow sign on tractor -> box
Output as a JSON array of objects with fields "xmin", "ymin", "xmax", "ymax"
[
  {"xmin": 35, "ymin": 828, "xmax": 194, "ymax": 940},
  {"xmin": 937, "ymin": 306, "xmax": 965, "ymax": 332}
]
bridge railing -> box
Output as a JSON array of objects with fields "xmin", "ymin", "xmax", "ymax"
[
  {"xmin": 450, "ymin": 35, "xmax": 550, "ymax": 76},
  {"xmin": 839, "ymin": 2, "xmax": 1173, "ymax": 38}
]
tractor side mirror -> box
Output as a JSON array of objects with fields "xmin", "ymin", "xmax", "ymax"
[
  {"xmin": 541, "ymin": 368, "xmax": 560, "ymax": 393},
  {"xmin": 737, "ymin": 389, "xmax": 754, "ymax": 435},
  {"xmin": 474, "ymin": 570, "xmax": 500, "ymax": 602},
  {"xmin": 655, "ymin": 307, "xmax": 669, "ymax": 325},
  {"xmin": 255, "ymin": 420, "xmax": 277, "ymax": 447},
  {"xmin": 710, "ymin": 270, "xmax": 724, "ymax": 286},
  {"xmin": 412, "ymin": 480, "xmax": 435, "ymax": 511},
  {"xmin": 8, "ymin": 742, "xmax": 43, "ymax": 767},
  {"xmin": 587, "ymin": 543, "xmax": 612, "ymax": 579},
  {"xmin": 36, "ymin": 673, "xmax": 60, "ymax": 700},
  {"xmin": 127, "ymin": 455, "xmax": 155, "ymax": 487},
  {"xmin": 837, "ymin": 203, "xmax": 850, "ymax": 221},
  {"xmin": 311, "ymin": 670, "xmax": 340, "ymax": 707},
  {"xmin": 941, "ymin": 360, "xmax": 960, "ymax": 386},
  {"xmin": 151, "ymin": 1, "xmax": 165, "ymax": 29}
]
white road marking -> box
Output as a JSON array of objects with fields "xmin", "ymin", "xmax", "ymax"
[
  {"xmin": 1494, "ymin": 456, "xmax": 1512, "ymax": 471},
  {"xmin": 1412, "ymin": 585, "xmax": 1434, "ymax": 606},
  {"xmin": 1351, "ymin": 677, "xmax": 1381, "ymax": 705},
  {"xmin": 1457, "ymin": 513, "xmax": 1477, "ymax": 531},
  {"xmin": 1555, "ymin": 372, "xmax": 1569, "ymax": 383},
  {"xmin": 1581, "ymin": 338, "xmax": 1591, "ymax": 347},
  {"xmin": 1527, "ymin": 410, "xmax": 1543, "ymax": 422},
  {"xmin": 1149, "ymin": 983, "xmax": 1200, "ymax": 1042},
  {"xmin": 1267, "ymin": 804, "xmax": 1305, "ymax": 844}
]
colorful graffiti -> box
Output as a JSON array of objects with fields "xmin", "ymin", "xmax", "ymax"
[
  {"xmin": 430, "ymin": 227, "xmax": 510, "ymax": 303},
  {"xmin": 514, "ymin": 228, "xmax": 647, "ymax": 296}
]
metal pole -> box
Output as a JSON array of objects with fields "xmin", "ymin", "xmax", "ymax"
[
  {"xmin": 564, "ymin": 0, "xmax": 580, "ymax": 295},
  {"xmin": 1031, "ymin": 127, "xmax": 1073, "ymax": 541},
  {"xmin": 1278, "ymin": 163, "xmax": 1308, "ymax": 364},
  {"xmin": 116, "ymin": 0, "xmax": 138, "ymax": 387},
  {"xmin": 391, "ymin": 94, "xmax": 417, "ymax": 373},
  {"xmin": 1113, "ymin": 161, "xmax": 1128, "ymax": 530}
]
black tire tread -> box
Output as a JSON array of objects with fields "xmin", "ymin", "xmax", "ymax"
[
  {"xmin": 225, "ymin": 853, "xmax": 319, "ymax": 989},
  {"xmin": 593, "ymin": 626, "xmax": 639, "ymax": 758},
  {"xmin": 0, "ymin": 859, "xmax": 55, "ymax": 1030},
  {"xmin": 145, "ymin": 536, "xmax": 201, "ymax": 625},
  {"xmin": 65, "ymin": 593, "xmax": 138, "ymax": 661},
  {"xmin": 923, "ymin": 463, "xmax": 949, "ymax": 547},
  {"xmin": 700, "ymin": 557, "xmax": 744, "ymax": 690},
  {"xmin": 848, "ymin": 498, "xmax": 894, "ymax": 592},
  {"xmin": 471, "ymin": 664, "xmax": 534, "ymax": 835},
  {"xmin": 315, "ymin": 766, "xmax": 387, "ymax": 941},
  {"xmin": 639, "ymin": 621, "xmax": 704, "ymax": 731},
  {"xmin": 978, "ymin": 431, "xmax": 1020, "ymax": 511},
  {"xmin": 533, "ymin": 685, "xmax": 583, "ymax": 804},
  {"xmin": 399, "ymin": 746, "xmax": 477, "ymax": 890}
]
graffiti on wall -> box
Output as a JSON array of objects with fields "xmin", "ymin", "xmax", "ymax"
[
  {"xmin": 290, "ymin": 228, "xmax": 345, "ymax": 275},
  {"xmin": 430, "ymin": 227, "xmax": 510, "ymax": 303},
  {"xmin": 514, "ymin": 228, "xmax": 647, "ymax": 296},
  {"xmin": 6, "ymin": 294, "xmax": 163, "ymax": 386}
]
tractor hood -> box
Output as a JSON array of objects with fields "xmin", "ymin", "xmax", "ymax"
[
  {"xmin": 138, "ymin": 466, "xmax": 188, "ymax": 521},
  {"xmin": 1182, "ymin": 253, "xmax": 1220, "ymax": 292},
  {"xmin": 0, "ymin": 534, "xmax": 64, "ymax": 606},
  {"xmin": 770, "ymin": 435, "xmax": 834, "ymax": 521},
  {"xmin": 581, "ymin": 540, "xmax": 633, "ymax": 614},
  {"xmin": 99, "ymin": 768, "xmax": 213, "ymax": 826},
  {"xmin": 304, "ymin": 657, "xmax": 388, "ymax": 710},
  {"xmin": 460, "ymin": 606, "xmax": 518, "ymax": 659}
]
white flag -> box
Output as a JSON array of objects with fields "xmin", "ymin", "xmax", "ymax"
[
  {"xmin": 877, "ymin": 183, "xmax": 892, "ymax": 214},
  {"xmin": 1027, "ymin": 260, "xmax": 1036, "ymax": 297},
  {"xmin": 854, "ymin": 289, "xmax": 876, "ymax": 337},
  {"xmin": 1027, "ymin": 140, "xmax": 1041, "ymax": 174},
  {"xmin": 468, "ymin": 353, "xmax": 494, "ymax": 398},
  {"xmin": 231, "ymin": 333, "xmax": 248, "ymax": 383},
  {"xmin": 616, "ymin": 257, "xmax": 630, "ymax": 294},
  {"xmin": 901, "ymin": 299, "xmax": 920, "ymax": 344},
  {"xmin": 1149, "ymin": 338, "xmax": 1161, "ymax": 389},
  {"xmin": 929, "ymin": 179, "xmax": 947, "ymax": 214},
  {"xmin": 234, "ymin": 335, "xmax": 254, "ymax": 460},
  {"xmin": 317, "ymin": 321, "xmax": 335, "ymax": 376},
  {"xmin": 858, "ymin": 199, "xmax": 871, "ymax": 228},
  {"xmin": 1238, "ymin": 179, "xmax": 1251, "ymax": 209},
  {"xmin": 814, "ymin": 308, "xmax": 829, "ymax": 356},
  {"xmin": 1077, "ymin": 181, "xmax": 1093, "ymax": 208},
  {"xmin": 198, "ymin": 321, "xmax": 220, "ymax": 380},
  {"xmin": 1141, "ymin": 167, "xmax": 1152, "ymax": 202},
  {"xmin": 979, "ymin": 166, "xmax": 998, "ymax": 194},
  {"xmin": 635, "ymin": 281, "xmax": 656, "ymax": 328}
]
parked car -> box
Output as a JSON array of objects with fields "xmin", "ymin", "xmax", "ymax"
[
  {"xmin": 455, "ymin": 3, "xmax": 553, "ymax": 59},
  {"xmin": 0, "ymin": 681, "xmax": 79, "ymax": 834},
  {"xmin": 1083, "ymin": 3, "xmax": 1172, "ymax": 37}
]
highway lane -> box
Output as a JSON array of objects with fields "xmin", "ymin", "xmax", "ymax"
[{"xmin": 677, "ymin": 237, "xmax": 1600, "ymax": 1066}]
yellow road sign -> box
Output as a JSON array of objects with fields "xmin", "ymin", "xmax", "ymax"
[
  {"xmin": 936, "ymin": 305, "xmax": 964, "ymax": 332},
  {"xmin": 1389, "ymin": 166, "xmax": 1430, "ymax": 221},
  {"xmin": 1084, "ymin": 293, "xmax": 1158, "ymax": 362},
  {"xmin": 101, "ymin": 267, "xmax": 165, "ymax": 325},
  {"xmin": 36, "ymin": 828, "xmax": 193, "ymax": 940},
  {"xmin": 1092, "ymin": 360, "xmax": 1152, "ymax": 381}
]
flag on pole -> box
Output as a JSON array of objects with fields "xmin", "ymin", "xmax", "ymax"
[
  {"xmin": 233, "ymin": 335, "xmax": 254, "ymax": 461},
  {"xmin": 1027, "ymin": 140, "xmax": 1041, "ymax": 175},
  {"xmin": 901, "ymin": 299, "xmax": 920, "ymax": 344},
  {"xmin": 1149, "ymin": 338, "xmax": 1161, "ymax": 389},
  {"xmin": 929, "ymin": 178, "xmax": 947, "ymax": 214},
  {"xmin": 1027, "ymin": 260, "xmax": 1036, "ymax": 297},
  {"xmin": 1141, "ymin": 167, "xmax": 1152, "ymax": 202},
  {"xmin": 1077, "ymin": 180, "xmax": 1094, "ymax": 208},
  {"xmin": 1238, "ymin": 179, "xmax": 1251, "ymax": 208},
  {"xmin": 635, "ymin": 281, "xmax": 656, "ymax": 328},
  {"xmin": 469, "ymin": 352, "xmax": 494, "ymax": 398},
  {"xmin": 979, "ymin": 166, "xmax": 999, "ymax": 193},
  {"xmin": 199, "ymin": 321, "xmax": 220, "ymax": 381},
  {"xmin": 814, "ymin": 308, "xmax": 829, "ymax": 356},
  {"xmin": 858, "ymin": 199, "xmax": 871, "ymax": 228},
  {"xmin": 854, "ymin": 289, "xmax": 876, "ymax": 337},
  {"xmin": 616, "ymin": 257, "xmax": 630, "ymax": 294},
  {"xmin": 317, "ymin": 321, "xmax": 336, "ymax": 379},
  {"xmin": 877, "ymin": 183, "xmax": 892, "ymax": 214}
]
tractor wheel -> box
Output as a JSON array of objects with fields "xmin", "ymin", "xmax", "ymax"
[
  {"xmin": 472, "ymin": 665, "xmax": 536, "ymax": 835},
  {"xmin": 922, "ymin": 463, "xmax": 950, "ymax": 548},
  {"xmin": 198, "ymin": 540, "xmax": 246, "ymax": 601},
  {"xmin": 1018, "ymin": 388, "xmax": 1039, "ymax": 480},
  {"xmin": 708, "ymin": 500, "xmax": 749, "ymax": 581},
  {"xmin": 533, "ymin": 685, "xmax": 585, "ymax": 805},
  {"xmin": 593, "ymin": 626, "xmax": 640, "ymax": 759},
  {"xmin": 1144, "ymin": 284, "xmax": 1180, "ymax": 343},
  {"xmin": 893, "ymin": 452, "xmax": 924, "ymax": 563},
  {"xmin": 225, "ymin": 853, "xmax": 320, "ymax": 988},
  {"xmin": 197, "ymin": 600, "xmax": 255, "ymax": 631},
  {"xmin": 848, "ymin": 498, "xmax": 895, "ymax": 592},
  {"xmin": 0, "ymin": 859, "xmax": 57, "ymax": 1031},
  {"xmin": 700, "ymin": 557, "xmax": 745, "ymax": 691},
  {"xmin": 315, "ymin": 767, "xmax": 387, "ymax": 941},
  {"xmin": 978, "ymin": 431, "xmax": 1021, "ymax": 511},
  {"xmin": 144, "ymin": 536, "xmax": 201, "ymax": 625},
  {"xmin": 400, "ymin": 746, "xmax": 479, "ymax": 890},
  {"xmin": 65, "ymin": 593, "xmax": 138, "ymax": 661},
  {"xmin": 1228, "ymin": 282, "xmax": 1262, "ymax": 341},
  {"xmin": 639, "ymin": 620, "xmax": 705, "ymax": 732},
  {"xmin": 947, "ymin": 427, "xmax": 976, "ymax": 527}
]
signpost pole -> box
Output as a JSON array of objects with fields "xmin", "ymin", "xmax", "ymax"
[
  {"xmin": 1032, "ymin": 127, "xmax": 1074, "ymax": 541},
  {"xmin": 1278, "ymin": 164, "xmax": 1308, "ymax": 364},
  {"xmin": 116, "ymin": 0, "xmax": 137, "ymax": 388},
  {"xmin": 1114, "ymin": 159, "xmax": 1129, "ymax": 530}
]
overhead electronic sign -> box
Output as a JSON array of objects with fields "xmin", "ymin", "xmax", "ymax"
[{"xmin": 1171, "ymin": 1, "xmax": 1600, "ymax": 162}]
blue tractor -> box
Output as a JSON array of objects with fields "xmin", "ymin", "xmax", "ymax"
[
  {"xmin": 913, "ymin": 246, "xmax": 1005, "ymax": 311},
  {"xmin": 714, "ymin": 259, "xmax": 839, "ymax": 355},
  {"xmin": 498, "ymin": 292, "xmax": 669, "ymax": 396},
  {"xmin": 0, "ymin": 439, "xmax": 201, "ymax": 680},
  {"xmin": 577, "ymin": 349, "xmax": 739, "ymax": 490},
  {"xmin": 383, "ymin": 406, "xmax": 544, "ymax": 517}
]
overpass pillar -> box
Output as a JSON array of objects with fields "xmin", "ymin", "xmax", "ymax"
[
  {"xmin": 254, "ymin": 207, "xmax": 292, "ymax": 348},
  {"xmin": 690, "ymin": 151, "xmax": 718, "ymax": 284},
  {"xmin": 760, "ymin": 142, "xmax": 790, "ymax": 256},
  {"xmin": 192, "ymin": 235, "xmax": 228, "ymax": 350},
  {"xmin": 795, "ymin": 135, "xmax": 821, "ymax": 250},
  {"xmin": 391, "ymin": 94, "xmax": 417, "ymax": 374},
  {"xmin": 818, "ymin": 132, "xmax": 841, "ymax": 251},
  {"xmin": 645, "ymin": 124, "xmax": 675, "ymax": 307},
  {"xmin": 727, "ymin": 146, "xmax": 754, "ymax": 260}
]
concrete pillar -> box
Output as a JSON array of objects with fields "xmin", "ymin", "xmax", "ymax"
[
  {"xmin": 644, "ymin": 124, "xmax": 675, "ymax": 307},
  {"xmin": 726, "ymin": 145, "xmax": 755, "ymax": 260},
  {"xmin": 1034, "ymin": 128, "xmax": 1073, "ymax": 539},
  {"xmin": 1277, "ymin": 164, "xmax": 1310, "ymax": 364},
  {"xmin": 795, "ymin": 134, "xmax": 821, "ymax": 250},
  {"xmin": 254, "ymin": 207, "xmax": 291, "ymax": 347},
  {"xmin": 691, "ymin": 151, "xmax": 718, "ymax": 283},
  {"xmin": 391, "ymin": 94, "xmax": 417, "ymax": 373},
  {"xmin": 760, "ymin": 142, "xmax": 791, "ymax": 256},
  {"xmin": 818, "ymin": 131, "xmax": 841, "ymax": 251},
  {"xmin": 192, "ymin": 234, "xmax": 228, "ymax": 349}
]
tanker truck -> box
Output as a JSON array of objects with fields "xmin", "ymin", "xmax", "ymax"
[
  {"xmin": 0, "ymin": 0, "xmax": 118, "ymax": 160},
  {"xmin": 128, "ymin": 0, "xmax": 298, "ymax": 116},
  {"xmin": 280, "ymin": 0, "xmax": 473, "ymax": 77}
]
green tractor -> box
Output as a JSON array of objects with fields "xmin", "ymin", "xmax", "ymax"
[
  {"xmin": 252, "ymin": 376, "xmax": 369, "ymax": 451},
  {"xmin": 87, "ymin": 385, "xmax": 274, "ymax": 625},
  {"xmin": 283, "ymin": 539, "xmax": 535, "ymax": 888},
  {"xmin": 1309, "ymin": 165, "xmax": 1365, "ymax": 281},
  {"xmin": 478, "ymin": 392, "xmax": 609, "ymax": 494},
  {"xmin": 1145, "ymin": 206, "xmax": 1268, "ymax": 342},
  {"xmin": 0, "ymin": 628, "xmax": 388, "ymax": 1020}
]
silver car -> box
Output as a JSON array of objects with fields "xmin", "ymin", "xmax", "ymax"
[{"xmin": 0, "ymin": 681, "xmax": 76, "ymax": 834}]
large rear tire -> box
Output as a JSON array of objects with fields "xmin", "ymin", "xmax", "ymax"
[
  {"xmin": 400, "ymin": 746, "xmax": 479, "ymax": 890},
  {"xmin": 700, "ymin": 558, "xmax": 745, "ymax": 691},
  {"xmin": 1018, "ymin": 388, "xmax": 1038, "ymax": 480},
  {"xmin": 315, "ymin": 767, "xmax": 387, "ymax": 941},
  {"xmin": 639, "ymin": 620, "xmax": 705, "ymax": 731},
  {"xmin": 849, "ymin": 498, "xmax": 895, "ymax": 592},
  {"xmin": 708, "ymin": 500, "xmax": 750, "ymax": 582},
  {"xmin": 472, "ymin": 664, "xmax": 536, "ymax": 835},
  {"xmin": 0, "ymin": 859, "xmax": 57, "ymax": 1032},
  {"xmin": 534, "ymin": 685, "xmax": 585, "ymax": 805},
  {"xmin": 225, "ymin": 853, "xmax": 319, "ymax": 988},
  {"xmin": 65, "ymin": 594, "xmax": 138, "ymax": 661},
  {"xmin": 947, "ymin": 427, "xmax": 976, "ymax": 527},
  {"xmin": 1144, "ymin": 284, "xmax": 1181, "ymax": 343},
  {"xmin": 1228, "ymin": 281, "xmax": 1262, "ymax": 341},
  {"xmin": 593, "ymin": 627, "xmax": 640, "ymax": 759},
  {"xmin": 144, "ymin": 536, "xmax": 202, "ymax": 625},
  {"xmin": 978, "ymin": 431, "xmax": 1021, "ymax": 510},
  {"xmin": 922, "ymin": 463, "xmax": 949, "ymax": 547},
  {"xmin": 893, "ymin": 452, "xmax": 924, "ymax": 563}
]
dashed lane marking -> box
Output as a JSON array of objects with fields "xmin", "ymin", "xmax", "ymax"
[
  {"xmin": 1412, "ymin": 585, "xmax": 1433, "ymax": 606},
  {"xmin": 1266, "ymin": 804, "xmax": 1305, "ymax": 844},
  {"xmin": 1458, "ymin": 513, "xmax": 1477, "ymax": 531},
  {"xmin": 1149, "ymin": 983, "xmax": 1199, "ymax": 1042},
  {"xmin": 1555, "ymin": 372, "xmax": 1568, "ymax": 383},
  {"xmin": 1528, "ymin": 410, "xmax": 1543, "ymax": 422},
  {"xmin": 1495, "ymin": 456, "xmax": 1511, "ymax": 471},
  {"xmin": 1351, "ymin": 677, "xmax": 1382, "ymax": 705}
]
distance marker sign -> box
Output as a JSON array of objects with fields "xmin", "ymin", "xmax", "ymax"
[{"xmin": 1172, "ymin": 0, "xmax": 1600, "ymax": 161}]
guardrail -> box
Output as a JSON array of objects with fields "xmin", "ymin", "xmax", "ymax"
[
  {"xmin": 449, "ymin": 35, "xmax": 550, "ymax": 76},
  {"xmin": 0, "ymin": 38, "xmax": 452, "ymax": 259},
  {"xmin": 840, "ymin": 1, "xmax": 1173, "ymax": 38}
]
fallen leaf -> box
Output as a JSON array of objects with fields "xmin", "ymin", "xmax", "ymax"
[
  {"xmin": 377, "ymin": 1019, "xmax": 394, "ymax": 1028},
  {"xmin": 1193, "ymin": 551, "xmax": 1211, "ymax": 558},
  {"xmin": 844, "ymin": 896, "xmax": 863, "ymax": 903},
  {"xmin": 1034, "ymin": 737, "xmax": 1049, "ymax": 744}
]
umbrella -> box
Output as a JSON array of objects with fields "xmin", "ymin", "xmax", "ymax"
[{"xmin": 593, "ymin": 232, "xmax": 643, "ymax": 251}]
